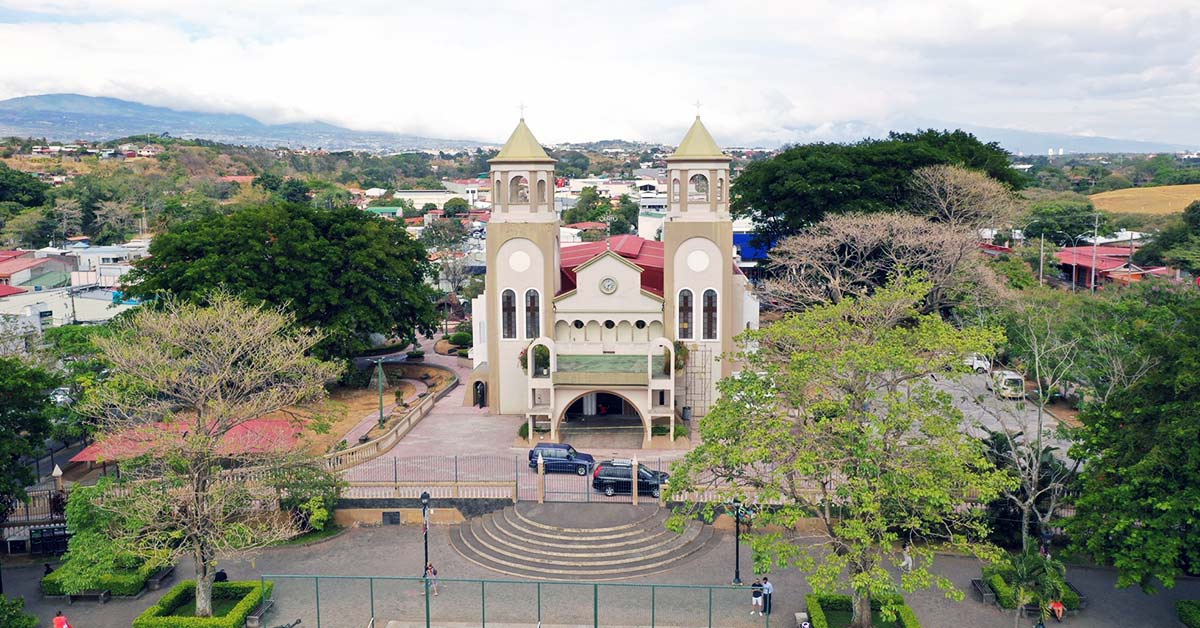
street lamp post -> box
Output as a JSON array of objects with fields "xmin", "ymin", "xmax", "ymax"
[
  {"xmin": 420, "ymin": 490, "xmax": 431, "ymax": 628},
  {"xmin": 732, "ymin": 498, "xmax": 743, "ymax": 585},
  {"xmin": 372, "ymin": 358, "xmax": 386, "ymax": 428}
]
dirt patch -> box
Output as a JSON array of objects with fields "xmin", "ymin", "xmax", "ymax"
[
  {"xmin": 1046, "ymin": 399, "xmax": 1082, "ymax": 428},
  {"xmin": 292, "ymin": 384, "xmax": 414, "ymax": 455},
  {"xmin": 434, "ymin": 339, "xmax": 464, "ymax": 356},
  {"xmin": 390, "ymin": 363, "xmax": 454, "ymax": 393}
]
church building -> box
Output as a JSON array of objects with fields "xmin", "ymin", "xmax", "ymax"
[{"xmin": 469, "ymin": 116, "xmax": 759, "ymax": 447}]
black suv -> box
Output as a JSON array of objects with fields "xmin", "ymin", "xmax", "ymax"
[
  {"xmin": 528, "ymin": 443, "xmax": 595, "ymax": 475},
  {"xmin": 591, "ymin": 459, "xmax": 669, "ymax": 498}
]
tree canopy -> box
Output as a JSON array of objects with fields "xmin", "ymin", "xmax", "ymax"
[
  {"xmin": 0, "ymin": 357, "xmax": 58, "ymax": 511},
  {"xmin": 123, "ymin": 202, "xmax": 440, "ymax": 359},
  {"xmin": 667, "ymin": 276, "xmax": 1010, "ymax": 627},
  {"xmin": 1068, "ymin": 281, "xmax": 1200, "ymax": 591},
  {"xmin": 0, "ymin": 162, "xmax": 48, "ymax": 207},
  {"xmin": 731, "ymin": 129, "xmax": 1021, "ymax": 244}
]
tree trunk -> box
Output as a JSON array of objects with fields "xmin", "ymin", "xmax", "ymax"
[
  {"xmin": 851, "ymin": 588, "xmax": 873, "ymax": 628},
  {"xmin": 1020, "ymin": 505, "xmax": 1031, "ymax": 554},
  {"xmin": 194, "ymin": 543, "xmax": 215, "ymax": 617}
]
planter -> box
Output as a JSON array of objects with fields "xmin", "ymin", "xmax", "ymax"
[{"xmin": 132, "ymin": 580, "xmax": 273, "ymax": 628}]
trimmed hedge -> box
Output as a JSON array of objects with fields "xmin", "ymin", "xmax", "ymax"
[
  {"xmin": 42, "ymin": 553, "xmax": 168, "ymax": 596},
  {"xmin": 406, "ymin": 350, "xmax": 425, "ymax": 359},
  {"xmin": 1179, "ymin": 600, "xmax": 1200, "ymax": 628},
  {"xmin": 805, "ymin": 593, "xmax": 922, "ymax": 628},
  {"xmin": 982, "ymin": 565, "xmax": 1079, "ymax": 611},
  {"xmin": 456, "ymin": 348, "xmax": 469, "ymax": 358},
  {"xmin": 132, "ymin": 580, "xmax": 274, "ymax": 628},
  {"xmin": 448, "ymin": 331, "xmax": 472, "ymax": 346}
]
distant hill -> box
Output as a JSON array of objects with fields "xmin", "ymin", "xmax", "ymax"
[{"xmin": 0, "ymin": 94, "xmax": 485, "ymax": 152}]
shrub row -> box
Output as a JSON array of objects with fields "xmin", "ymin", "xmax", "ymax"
[
  {"xmin": 448, "ymin": 331, "xmax": 472, "ymax": 346},
  {"xmin": 42, "ymin": 553, "xmax": 168, "ymax": 597},
  {"xmin": 805, "ymin": 593, "xmax": 922, "ymax": 628},
  {"xmin": 406, "ymin": 350, "xmax": 425, "ymax": 359},
  {"xmin": 456, "ymin": 348, "xmax": 469, "ymax": 358},
  {"xmin": 982, "ymin": 565, "xmax": 1080, "ymax": 611},
  {"xmin": 132, "ymin": 580, "xmax": 274, "ymax": 628},
  {"xmin": 1179, "ymin": 600, "xmax": 1200, "ymax": 628}
]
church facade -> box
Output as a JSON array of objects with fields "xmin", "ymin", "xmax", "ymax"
[{"xmin": 469, "ymin": 117, "xmax": 758, "ymax": 446}]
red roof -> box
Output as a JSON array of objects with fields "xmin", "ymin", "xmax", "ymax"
[
  {"xmin": 1055, "ymin": 250, "xmax": 1129, "ymax": 272},
  {"xmin": 0, "ymin": 250, "xmax": 30, "ymax": 261},
  {"xmin": 0, "ymin": 257, "xmax": 51, "ymax": 277},
  {"xmin": 560, "ymin": 235, "xmax": 665, "ymax": 296},
  {"xmin": 1059, "ymin": 245, "xmax": 1138, "ymax": 258},
  {"xmin": 565, "ymin": 221, "xmax": 609, "ymax": 230},
  {"xmin": 70, "ymin": 418, "xmax": 302, "ymax": 463},
  {"xmin": 0, "ymin": 285, "xmax": 27, "ymax": 298}
]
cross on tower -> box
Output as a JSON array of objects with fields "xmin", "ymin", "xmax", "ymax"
[
  {"xmin": 694, "ymin": 100, "xmax": 702, "ymax": 116},
  {"xmin": 519, "ymin": 103, "xmax": 527, "ymax": 119}
]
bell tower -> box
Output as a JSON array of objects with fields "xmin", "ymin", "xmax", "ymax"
[
  {"xmin": 662, "ymin": 116, "xmax": 736, "ymax": 414},
  {"xmin": 484, "ymin": 118, "xmax": 560, "ymax": 414}
]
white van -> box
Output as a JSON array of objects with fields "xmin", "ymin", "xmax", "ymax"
[
  {"xmin": 987, "ymin": 370, "xmax": 1026, "ymax": 399},
  {"xmin": 964, "ymin": 354, "xmax": 992, "ymax": 374}
]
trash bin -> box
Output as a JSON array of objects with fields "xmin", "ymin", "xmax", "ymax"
[{"xmin": 681, "ymin": 406, "xmax": 692, "ymax": 421}]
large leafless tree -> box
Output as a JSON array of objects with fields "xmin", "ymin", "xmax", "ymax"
[
  {"xmin": 85, "ymin": 293, "xmax": 342, "ymax": 617},
  {"xmin": 909, "ymin": 164, "xmax": 1019, "ymax": 230},
  {"xmin": 762, "ymin": 212, "xmax": 997, "ymax": 313}
]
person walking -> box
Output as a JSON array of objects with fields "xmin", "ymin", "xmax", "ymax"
[
  {"xmin": 899, "ymin": 542, "xmax": 914, "ymax": 572},
  {"xmin": 750, "ymin": 579, "xmax": 764, "ymax": 616},
  {"xmin": 761, "ymin": 577, "xmax": 774, "ymax": 616},
  {"xmin": 425, "ymin": 562, "xmax": 439, "ymax": 596},
  {"xmin": 53, "ymin": 610, "xmax": 71, "ymax": 628}
]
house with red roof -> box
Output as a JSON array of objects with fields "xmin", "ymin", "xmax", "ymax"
[
  {"xmin": 1055, "ymin": 246, "xmax": 1171, "ymax": 289},
  {"xmin": 467, "ymin": 116, "xmax": 759, "ymax": 447}
]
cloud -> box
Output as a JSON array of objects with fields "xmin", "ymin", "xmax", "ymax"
[{"xmin": 0, "ymin": 0, "xmax": 1198, "ymax": 146}]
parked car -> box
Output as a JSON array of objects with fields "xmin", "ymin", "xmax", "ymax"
[
  {"xmin": 592, "ymin": 459, "xmax": 669, "ymax": 498},
  {"xmin": 964, "ymin": 353, "xmax": 992, "ymax": 374},
  {"xmin": 528, "ymin": 443, "xmax": 594, "ymax": 475},
  {"xmin": 987, "ymin": 370, "xmax": 1026, "ymax": 399}
]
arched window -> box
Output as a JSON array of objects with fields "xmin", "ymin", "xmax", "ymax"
[
  {"xmin": 510, "ymin": 175, "xmax": 529, "ymax": 203},
  {"xmin": 537, "ymin": 179, "xmax": 548, "ymax": 203},
  {"xmin": 702, "ymin": 289, "xmax": 718, "ymax": 340},
  {"xmin": 689, "ymin": 174, "xmax": 709, "ymax": 202},
  {"xmin": 525, "ymin": 289, "xmax": 540, "ymax": 339},
  {"xmin": 501, "ymin": 289, "xmax": 516, "ymax": 339},
  {"xmin": 672, "ymin": 178, "xmax": 680, "ymax": 202},
  {"xmin": 495, "ymin": 179, "xmax": 502, "ymax": 204},
  {"xmin": 678, "ymin": 289, "xmax": 693, "ymax": 339}
]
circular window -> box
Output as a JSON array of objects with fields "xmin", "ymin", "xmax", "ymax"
[
  {"xmin": 635, "ymin": 320, "xmax": 647, "ymax": 329},
  {"xmin": 573, "ymin": 320, "xmax": 584, "ymax": 329},
  {"xmin": 604, "ymin": 320, "xmax": 615, "ymax": 329}
]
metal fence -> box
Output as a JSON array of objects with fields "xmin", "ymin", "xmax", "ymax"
[{"xmin": 259, "ymin": 574, "xmax": 783, "ymax": 628}]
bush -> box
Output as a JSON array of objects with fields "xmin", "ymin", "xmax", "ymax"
[
  {"xmin": 805, "ymin": 593, "xmax": 921, "ymax": 628},
  {"xmin": 454, "ymin": 320, "xmax": 472, "ymax": 334},
  {"xmin": 518, "ymin": 422, "xmax": 529, "ymax": 439},
  {"xmin": 0, "ymin": 596, "xmax": 38, "ymax": 628},
  {"xmin": 988, "ymin": 573, "xmax": 1017, "ymax": 608},
  {"xmin": 406, "ymin": 350, "xmax": 425, "ymax": 359},
  {"xmin": 456, "ymin": 348, "xmax": 469, "ymax": 358},
  {"xmin": 42, "ymin": 551, "xmax": 169, "ymax": 596},
  {"xmin": 132, "ymin": 580, "xmax": 274, "ymax": 628},
  {"xmin": 448, "ymin": 331, "xmax": 472, "ymax": 346},
  {"xmin": 983, "ymin": 565, "xmax": 1078, "ymax": 611},
  {"xmin": 1179, "ymin": 600, "xmax": 1200, "ymax": 628}
]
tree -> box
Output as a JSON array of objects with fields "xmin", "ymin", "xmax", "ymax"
[
  {"xmin": 667, "ymin": 276, "xmax": 1011, "ymax": 628},
  {"xmin": 443, "ymin": 196, "xmax": 470, "ymax": 217},
  {"xmin": 1005, "ymin": 550, "xmax": 1067, "ymax": 628},
  {"xmin": 421, "ymin": 202, "xmax": 438, "ymax": 212},
  {"xmin": 732, "ymin": 130, "xmax": 1020, "ymax": 243},
  {"xmin": 252, "ymin": 172, "xmax": 283, "ymax": 192},
  {"xmin": 562, "ymin": 186, "xmax": 610, "ymax": 225},
  {"xmin": 909, "ymin": 164, "xmax": 1018, "ymax": 230},
  {"xmin": 420, "ymin": 218, "xmax": 468, "ymax": 252},
  {"xmin": 279, "ymin": 178, "xmax": 311, "ymax": 204},
  {"xmin": 1068, "ymin": 282, "xmax": 1200, "ymax": 591},
  {"xmin": 610, "ymin": 194, "xmax": 639, "ymax": 235},
  {"xmin": 0, "ymin": 357, "xmax": 58, "ymax": 516},
  {"xmin": 761, "ymin": 212, "xmax": 996, "ymax": 313},
  {"xmin": 311, "ymin": 186, "xmax": 351, "ymax": 209},
  {"xmin": 1, "ymin": 207, "xmax": 54, "ymax": 248},
  {"xmin": 52, "ymin": 197, "xmax": 82, "ymax": 239},
  {"xmin": 123, "ymin": 202, "xmax": 440, "ymax": 359},
  {"xmin": 1021, "ymin": 195, "xmax": 1107, "ymax": 246},
  {"xmin": 0, "ymin": 162, "xmax": 48, "ymax": 207},
  {"xmin": 82, "ymin": 294, "xmax": 342, "ymax": 617},
  {"xmin": 92, "ymin": 199, "xmax": 137, "ymax": 241}
]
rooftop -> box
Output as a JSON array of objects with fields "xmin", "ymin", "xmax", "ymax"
[
  {"xmin": 490, "ymin": 118, "xmax": 554, "ymax": 164},
  {"xmin": 667, "ymin": 116, "xmax": 729, "ymax": 161}
]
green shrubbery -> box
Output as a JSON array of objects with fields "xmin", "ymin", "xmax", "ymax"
[
  {"xmin": 456, "ymin": 348, "xmax": 470, "ymax": 358},
  {"xmin": 42, "ymin": 552, "xmax": 168, "ymax": 596},
  {"xmin": 982, "ymin": 563, "xmax": 1079, "ymax": 611},
  {"xmin": 406, "ymin": 350, "xmax": 425, "ymax": 359},
  {"xmin": 805, "ymin": 593, "xmax": 922, "ymax": 628},
  {"xmin": 1178, "ymin": 600, "xmax": 1200, "ymax": 628},
  {"xmin": 448, "ymin": 331, "xmax": 472, "ymax": 346},
  {"xmin": 0, "ymin": 596, "xmax": 39, "ymax": 628},
  {"xmin": 132, "ymin": 580, "xmax": 273, "ymax": 628}
]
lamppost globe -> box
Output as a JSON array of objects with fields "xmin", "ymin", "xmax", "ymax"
[{"xmin": 420, "ymin": 491, "xmax": 430, "ymax": 506}]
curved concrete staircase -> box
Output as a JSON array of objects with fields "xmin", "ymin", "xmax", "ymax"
[{"xmin": 450, "ymin": 502, "xmax": 719, "ymax": 581}]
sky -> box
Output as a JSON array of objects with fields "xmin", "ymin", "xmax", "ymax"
[{"xmin": 0, "ymin": 0, "xmax": 1198, "ymax": 147}]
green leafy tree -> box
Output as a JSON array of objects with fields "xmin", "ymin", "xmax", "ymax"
[
  {"xmin": 1006, "ymin": 550, "xmax": 1067, "ymax": 627},
  {"xmin": 610, "ymin": 194, "xmax": 639, "ymax": 235},
  {"xmin": 252, "ymin": 172, "xmax": 283, "ymax": 192},
  {"xmin": 562, "ymin": 186, "xmax": 610, "ymax": 225},
  {"xmin": 732, "ymin": 130, "xmax": 1021, "ymax": 243},
  {"xmin": 1068, "ymin": 281, "xmax": 1200, "ymax": 591},
  {"xmin": 0, "ymin": 357, "xmax": 59, "ymax": 511},
  {"xmin": 0, "ymin": 162, "xmax": 48, "ymax": 207},
  {"xmin": 1022, "ymin": 195, "xmax": 1108, "ymax": 246},
  {"xmin": 667, "ymin": 276, "xmax": 1011, "ymax": 628},
  {"xmin": 443, "ymin": 196, "xmax": 470, "ymax": 217},
  {"xmin": 279, "ymin": 178, "xmax": 311, "ymax": 204},
  {"xmin": 420, "ymin": 217, "xmax": 468, "ymax": 252},
  {"xmin": 123, "ymin": 202, "xmax": 440, "ymax": 359},
  {"xmin": 0, "ymin": 595, "xmax": 38, "ymax": 628}
]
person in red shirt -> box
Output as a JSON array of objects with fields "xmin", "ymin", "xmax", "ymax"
[
  {"xmin": 1049, "ymin": 599, "xmax": 1066, "ymax": 622},
  {"xmin": 53, "ymin": 610, "xmax": 71, "ymax": 628}
]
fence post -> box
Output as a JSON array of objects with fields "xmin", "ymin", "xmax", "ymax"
[
  {"xmin": 393, "ymin": 457, "xmax": 398, "ymax": 484},
  {"xmin": 315, "ymin": 576, "xmax": 321, "ymax": 628},
  {"xmin": 651, "ymin": 585, "xmax": 656, "ymax": 627},
  {"xmin": 455, "ymin": 455, "xmax": 459, "ymax": 483},
  {"xmin": 707, "ymin": 587, "xmax": 712, "ymax": 628},
  {"xmin": 593, "ymin": 583, "xmax": 599, "ymax": 628},
  {"xmin": 481, "ymin": 580, "xmax": 486, "ymax": 627},
  {"xmin": 537, "ymin": 582, "xmax": 542, "ymax": 625},
  {"xmin": 369, "ymin": 577, "xmax": 375, "ymax": 621}
]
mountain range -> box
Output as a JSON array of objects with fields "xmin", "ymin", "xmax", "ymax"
[{"xmin": 0, "ymin": 93, "xmax": 1192, "ymax": 155}]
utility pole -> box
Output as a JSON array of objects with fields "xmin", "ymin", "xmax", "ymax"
[
  {"xmin": 1090, "ymin": 213, "xmax": 1100, "ymax": 293},
  {"xmin": 1038, "ymin": 234, "xmax": 1045, "ymax": 286}
]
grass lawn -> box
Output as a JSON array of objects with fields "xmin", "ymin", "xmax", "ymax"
[
  {"xmin": 823, "ymin": 609, "xmax": 903, "ymax": 627},
  {"xmin": 1090, "ymin": 183, "xmax": 1200, "ymax": 214},
  {"xmin": 168, "ymin": 595, "xmax": 241, "ymax": 618}
]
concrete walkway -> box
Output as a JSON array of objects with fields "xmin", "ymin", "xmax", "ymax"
[
  {"xmin": 341, "ymin": 377, "xmax": 428, "ymax": 444},
  {"xmin": 11, "ymin": 521, "xmax": 1198, "ymax": 627}
]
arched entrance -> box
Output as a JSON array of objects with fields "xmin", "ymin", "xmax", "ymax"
[{"xmin": 556, "ymin": 389, "xmax": 649, "ymax": 448}]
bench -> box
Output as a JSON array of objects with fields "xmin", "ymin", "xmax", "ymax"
[
  {"xmin": 1067, "ymin": 581, "xmax": 1088, "ymax": 610},
  {"xmin": 970, "ymin": 578, "xmax": 996, "ymax": 605},
  {"xmin": 68, "ymin": 589, "xmax": 111, "ymax": 604},
  {"xmin": 245, "ymin": 599, "xmax": 275, "ymax": 628},
  {"xmin": 147, "ymin": 564, "xmax": 175, "ymax": 590}
]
